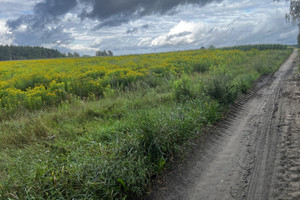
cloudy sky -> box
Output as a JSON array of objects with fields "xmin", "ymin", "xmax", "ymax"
[{"xmin": 0, "ymin": 0, "xmax": 297, "ymax": 55}]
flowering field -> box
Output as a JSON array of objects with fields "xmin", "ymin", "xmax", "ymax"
[
  {"xmin": 0, "ymin": 48, "xmax": 279, "ymax": 115},
  {"xmin": 0, "ymin": 47, "xmax": 294, "ymax": 199}
]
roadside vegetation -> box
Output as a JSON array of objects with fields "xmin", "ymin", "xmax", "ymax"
[
  {"xmin": 297, "ymin": 50, "xmax": 300, "ymax": 74},
  {"xmin": 0, "ymin": 45, "xmax": 292, "ymax": 199}
]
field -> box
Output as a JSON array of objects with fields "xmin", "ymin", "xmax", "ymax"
[{"xmin": 0, "ymin": 46, "xmax": 293, "ymax": 199}]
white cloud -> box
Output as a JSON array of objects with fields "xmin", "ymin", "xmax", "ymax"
[
  {"xmin": 135, "ymin": 0, "xmax": 297, "ymax": 51},
  {"xmin": 60, "ymin": 43, "xmax": 97, "ymax": 52},
  {"xmin": 0, "ymin": 21, "xmax": 13, "ymax": 45},
  {"xmin": 149, "ymin": 21, "xmax": 206, "ymax": 47}
]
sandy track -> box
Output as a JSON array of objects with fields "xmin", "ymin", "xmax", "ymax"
[{"xmin": 146, "ymin": 49, "xmax": 300, "ymax": 200}]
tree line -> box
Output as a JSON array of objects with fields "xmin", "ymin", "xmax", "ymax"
[
  {"xmin": 0, "ymin": 45, "xmax": 66, "ymax": 61},
  {"xmin": 221, "ymin": 44, "xmax": 289, "ymax": 51},
  {"xmin": 95, "ymin": 50, "xmax": 113, "ymax": 57},
  {"xmin": 0, "ymin": 45, "xmax": 115, "ymax": 61}
]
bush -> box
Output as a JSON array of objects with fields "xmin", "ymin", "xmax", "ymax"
[
  {"xmin": 206, "ymin": 65, "xmax": 238, "ymax": 105},
  {"xmin": 234, "ymin": 74, "xmax": 258, "ymax": 94},
  {"xmin": 173, "ymin": 75, "xmax": 195, "ymax": 102}
]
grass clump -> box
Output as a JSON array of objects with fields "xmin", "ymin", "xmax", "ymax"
[
  {"xmin": 173, "ymin": 75, "xmax": 196, "ymax": 102},
  {"xmin": 206, "ymin": 65, "xmax": 237, "ymax": 105}
]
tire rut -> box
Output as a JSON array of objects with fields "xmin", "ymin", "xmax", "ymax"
[{"xmin": 271, "ymin": 65, "xmax": 300, "ymax": 200}]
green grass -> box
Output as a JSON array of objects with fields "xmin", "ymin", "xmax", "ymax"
[{"xmin": 0, "ymin": 47, "xmax": 293, "ymax": 199}]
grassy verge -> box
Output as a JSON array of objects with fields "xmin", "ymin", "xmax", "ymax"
[
  {"xmin": 297, "ymin": 49, "xmax": 300, "ymax": 74},
  {"xmin": 0, "ymin": 48, "xmax": 293, "ymax": 199}
]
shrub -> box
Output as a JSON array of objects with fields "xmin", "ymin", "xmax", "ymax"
[
  {"xmin": 206, "ymin": 65, "xmax": 238, "ymax": 105},
  {"xmin": 235, "ymin": 74, "xmax": 258, "ymax": 94},
  {"xmin": 173, "ymin": 75, "xmax": 195, "ymax": 102}
]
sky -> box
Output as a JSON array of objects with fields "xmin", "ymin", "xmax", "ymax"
[{"xmin": 0, "ymin": 0, "xmax": 298, "ymax": 56}]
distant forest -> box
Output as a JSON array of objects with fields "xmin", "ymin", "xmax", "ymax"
[
  {"xmin": 221, "ymin": 44, "xmax": 289, "ymax": 51},
  {"xmin": 0, "ymin": 45, "xmax": 66, "ymax": 61}
]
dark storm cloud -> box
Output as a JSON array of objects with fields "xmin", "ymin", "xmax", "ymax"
[
  {"xmin": 7, "ymin": 0, "xmax": 221, "ymax": 31},
  {"xmin": 81, "ymin": 0, "xmax": 222, "ymax": 28},
  {"xmin": 6, "ymin": 0, "xmax": 77, "ymax": 46},
  {"xmin": 13, "ymin": 26, "xmax": 73, "ymax": 46},
  {"xmin": 7, "ymin": 0, "xmax": 77, "ymax": 30},
  {"xmin": 5, "ymin": 0, "xmax": 221, "ymax": 47}
]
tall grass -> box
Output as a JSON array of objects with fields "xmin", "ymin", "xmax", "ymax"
[{"xmin": 0, "ymin": 48, "xmax": 293, "ymax": 199}]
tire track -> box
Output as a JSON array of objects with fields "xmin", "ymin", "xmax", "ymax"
[{"xmin": 271, "ymin": 68, "xmax": 300, "ymax": 200}]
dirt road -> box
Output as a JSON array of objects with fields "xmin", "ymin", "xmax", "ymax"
[{"xmin": 147, "ymin": 49, "xmax": 300, "ymax": 200}]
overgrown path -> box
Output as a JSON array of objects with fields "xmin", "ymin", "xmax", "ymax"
[{"xmin": 147, "ymin": 49, "xmax": 300, "ymax": 200}]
